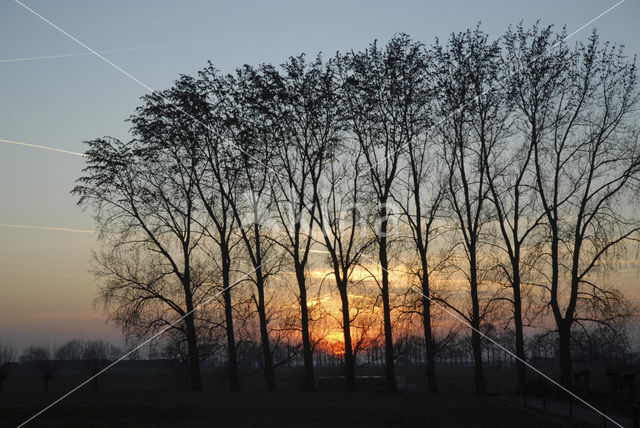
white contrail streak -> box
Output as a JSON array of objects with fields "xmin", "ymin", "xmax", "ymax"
[
  {"xmin": 13, "ymin": 0, "xmax": 287, "ymax": 181},
  {"xmin": 0, "ymin": 223, "xmax": 94, "ymax": 233},
  {"xmin": 0, "ymin": 138, "xmax": 87, "ymax": 157},
  {"xmin": 0, "ymin": 39, "xmax": 218, "ymax": 64}
]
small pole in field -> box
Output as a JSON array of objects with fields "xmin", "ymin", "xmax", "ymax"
[{"xmin": 569, "ymin": 397, "xmax": 573, "ymax": 419}]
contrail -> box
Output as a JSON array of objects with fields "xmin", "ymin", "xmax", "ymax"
[
  {"xmin": 0, "ymin": 223, "xmax": 94, "ymax": 233},
  {"xmin": 13, "ymin": 0, "xmax": 287, "ymax": 181},
  {"xmin": 0, "ymin": 138, "xmax": 87, "ymax": 157},
  {"xmin": 0, "ymin": 39, "xmax": 218, "ymax": 64}
]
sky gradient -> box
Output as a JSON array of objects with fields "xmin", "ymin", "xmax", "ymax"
[{"xmin": 1, "ymin": 0, "xmax": 639, "ymax": 350}]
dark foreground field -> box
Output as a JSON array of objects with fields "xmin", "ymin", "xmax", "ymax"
[{"xmin": 0, "ymin": 390, "xmax": 600, "ymax": 428}]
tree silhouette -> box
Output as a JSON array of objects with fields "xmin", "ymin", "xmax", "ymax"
[
  {"xmin": 260, "ymin": 54, "xmax": 343, "ymax": 391},
  {"xmin": 340, "ymin": 34, "xmax": 429, "ymax": 392},
  {"xmin": 530, "ymin": 31, "xmax": 640, "ymax": 389},
  {"xmin": 0, "ymin": 341, "xmax": 16, "ymax": 392},
  {"xmin": 74, "ymin": 131, "xmax": 207, "ymax": 391},
  {"xmin": 21, "ymin": 345, "xmax": 56, "ymax": 392},
  {"xmin": 434, "ymin": 27, "xmax": 506, "ymax": 394}
]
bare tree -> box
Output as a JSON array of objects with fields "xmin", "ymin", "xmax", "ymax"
[
  {"xmin": 55, "ymin": 339, "xmax": 119, "ymax": 391},
  {"xmin": 434, "ymin": 27, "xmax": 506, "ymax": 394},
  {"xmin": 131, "ymin": 71, "xmax": 244, "ymax": 392},
  {"xmin": 392, "ymin": 60, "xmax": 446, "ymax": 392},
  {"xmin": 479, "ymin": 22, "xmax": 565, "ymax": 392},
  {"xmin": 259, "ymin": 54, "xmax": 342, "ymax": 391},
  {"xmin": 21, "ymin": 344, "xmax": 56, "ymax": 392},
  {"xmin": 311, "ymin": 137, "xmax": 375, "ymax": 391},
  {"xmin": 214, "ymin": 65, "xmax": 284, "ymax": 392},
  {"xmin": 81, "ymin": 340, "xmax": 120, "ymax": 391},
  {"xmin": 56, "ymin": 339, "xmax": 84, "ymax": 361},
  {"xmin": 74, "ymin": 120, "xmax": 209, "ymax": 391},
  {"xmin": 341, "ymin": 34, "xmax": 429, "ymax": 392},
  {"xmin": 175, "ymin": 67, "xmax": 247, "ymax": 392},
  {"xmin": 0, "ymin": 341, "xmax": 16, "ymax": 392},
  {"xmin": 530, "ymin": 30, "xmax": 640, "ymax": 388}
]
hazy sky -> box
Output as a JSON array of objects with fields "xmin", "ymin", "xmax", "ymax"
[{"xmin": 1, "ymin": 0, "xmax": 639, "ymax": 350}]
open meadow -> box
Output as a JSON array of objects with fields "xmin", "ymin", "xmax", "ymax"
[{"xmin": 0, "ymin": 366, "xmax": 630, "ymax": 427}]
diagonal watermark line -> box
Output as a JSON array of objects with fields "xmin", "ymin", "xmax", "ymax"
[
  {"xmin": 17, "ymin": 248, "xmax": 282, "ymax": 427},
  {"xmin": 14, "ymin": 1, "xmax": 151, "ymax": 91},
  {"xmin": 357, "ymin": 0, "xmax": 626, "ymax": 179},
  {"xmin": 0, "ymin": 38, "xmax": 219, "ymax": 64},
  {"xmin": 0, "ymin": 138, "xmax": 88, "ymax": 157},
  {"xmin": 357, "ymin": 252, "xmax": 624, "ymax": 428},
  {"xmin": 13, "ymin": 0, "xmax": 287, "ymax": 181}
]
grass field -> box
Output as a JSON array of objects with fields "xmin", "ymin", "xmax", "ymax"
[
  {"xmin": 0, "ymin": 390, "xmax": 600, "ymax": 427},
  {"xmin": 0, "ymin": 364, "xmax": 624, "ymax": 427}
]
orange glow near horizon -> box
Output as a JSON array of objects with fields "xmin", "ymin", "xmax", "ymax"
[{"xmin": 324, "ymin": 330, "xmax": 346, "ymax": 355}]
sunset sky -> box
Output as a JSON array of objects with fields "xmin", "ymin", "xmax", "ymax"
[{"xmin": 1, "ymin": 0, "xmax": 639, "ymax": 351}]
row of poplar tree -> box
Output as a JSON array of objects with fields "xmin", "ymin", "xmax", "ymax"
[{"xmin": 74, "ymin": 22, "xmax": 640, "ymax": 394}]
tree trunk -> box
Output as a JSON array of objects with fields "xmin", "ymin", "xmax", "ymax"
[
  {"xmin": 558, "ymin": 321, "xmax": 572, "ymax": 390},
  {"xmin": 222, "ymin": 259, "xmax": 241, "ymax": 392},
  {"xmin": 220, "ymin": 247, "xmax": 240, "ymax": 392},
  {"xmin": 339, "ymin": 283, "xmax": 356, "ymax": 392},
  {"xmin": 296, "ymin": 267, "xmax": 316, "ymax": 392},
  {"xmin": 184, "ymin": 312, "xmax": 204, "ymax": 391},
  {"xmin": 92, "ymin": 368, "xmax": 99, "ymax": 392},
  {"xmin": 421, "ymin": 270, "xmax": 437, "ymax": 393},
  {"xmin": 255, "ymin": 271, "xmax": 276, "ymax": 392},
  {"xmin": 379, "ymin": 207, "xmax": 396, "ymax": 393},
  {"xmin": 469, "ymin": 251, "xmax": 486, "ymax": 394},
  {"xmin": 512, "ymin": 266, "xmax": 526, "ymax": 393},
  {"xmin": 182, "ymin": 264, "xmax": 204, "ymax": 392},
  {"xmin": 470, "ymin": 329, "xmax": 485, "ymax": 394}
]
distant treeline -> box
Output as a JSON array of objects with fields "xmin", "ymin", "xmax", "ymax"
[{"xmin": 2, "ymin": 325, "xmax": 638, "ymax": 396}]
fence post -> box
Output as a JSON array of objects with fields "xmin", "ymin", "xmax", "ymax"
[{"xmin": 569, "ymin": 397, "xmax": 573, "ymax": 419}]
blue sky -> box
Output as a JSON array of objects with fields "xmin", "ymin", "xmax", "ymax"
[{"xmin": 1, "ymin": 0, "xmax": 638, "ymax": 349}]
